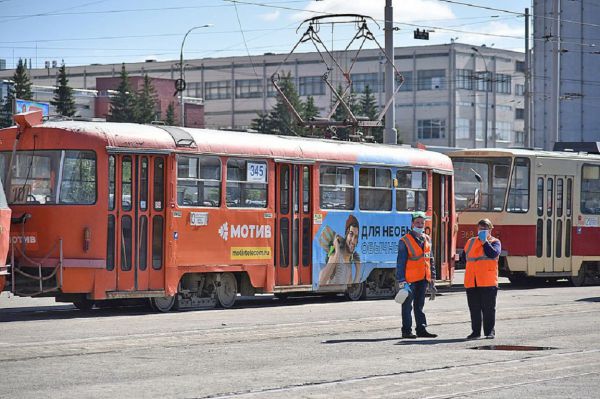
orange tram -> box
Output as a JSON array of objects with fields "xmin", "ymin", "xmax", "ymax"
[{"xmin": 0, "ymin": 111, "xmax": 455, "ymax": 311}]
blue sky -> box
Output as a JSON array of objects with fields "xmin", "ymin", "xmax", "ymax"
[{"xmin": 0, "ymin": 0, "xmax": 530, "ymax": 69}]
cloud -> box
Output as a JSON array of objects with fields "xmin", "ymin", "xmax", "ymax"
[
  {"xmin": 294, "ymin": 0, "xmax": 455, "ymax": 23},
  {"xmin": 449, "ymin": 21, "xmax": 524, "ymax": 48},
  {"xmin": 260, "ymin": 10, "xmax": 281, "ymax": 22}
]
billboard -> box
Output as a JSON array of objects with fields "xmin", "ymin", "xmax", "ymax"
[{"xmin": 15, "ymin": 99, "xmax": 49, "ymax": 117}]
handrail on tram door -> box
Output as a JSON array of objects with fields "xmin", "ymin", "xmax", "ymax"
[{"xmin": 10, "ymin": 236, "xmax": 63, "ymax": 297}]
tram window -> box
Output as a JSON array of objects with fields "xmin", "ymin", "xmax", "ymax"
[
  {"xmin": 226, "ymin": 159, "xmax": 267, "ymax": 208},
  {"xmin": 1, "ymin": 150, "xmax": 97, "ymax": 205},
  {"xmin": 121, "ymin": 215, "xmax": 133, "ymax": 271},
  {"xmin": 107, "ymin": 215, "xmax": 115, "ymax": 271},
  {"xmin": 108, "ymin": 155, "xmax": 115, "ymax": 211},
  {"xmin": 140, "ymin": 157, "xmax": 148, "ymax": 211},
  {"xmin": 396, "ymin": 170, "xmax": 427, "ymax": 212},
  {"xmin": 152, "ymin": 216, "xmax": 164, "ymax": 270},
  {"xmin": 177, "ymin": 155, "xmax": 221, "ymax": 207},
  {"xmin": 536, "ymin": 219, "xmax": 543, "ymax": 258},
  {"xmin": 565, "ymin": 219, "xmax": 572, "ymax": 257},
  {"xmin": 556, "ymin": 219, "xmax": 562, "ymax": 258},
  {"xmin": 279, "ymin": 218, "xmax": 289, "ymax": 267},
  {"xmin": 546, "ymin": 219, "xmax": 552, "ymax": 258},
  {"xmin": 453, "ymin": 157, "xmax": 510, "ymax": 211},
  {"xmin": 507, "ymin": 158, "xmax": 530, "ymax": 213},
  {"xmin": 153, "ymin": 158, "xmax": 164, "ymax": 211},
  {"xmin": 319, "ymin": 165, "xmax": 354, "ymax": 210},
  {"xmin": 121, "ymin": 156, "xmax": 132, "ymax": 211},
  {"xmin": 139, "ymin": 215, "xmax": 148, "ymax": 271},
  {"xmin": 537, "ymin": 177, "xmax": 544, "ymax": 217},
  {"xmin": 581, "ymin": 165, "xmax": 600, "ymax": 215},
  {"xmin": 359, "ymin": 168, "xmax": 392, "ymax": 211},
  {"xmin": 59, "ymin": 151, "xmax": 96, "ymax": 204},
  {"xmin": 303, "ymin": 166, "xmax": 310, "ymax": 213},
  {"xmin": 280, "ymin": 165, "xmax": 289, "ymax": 215},
  {"xmin": 566, "ymin": 178, "xmax": 572, "ymax": 217},
  {"xmin": 302, "ymin": 217, "xmax": 311, "ymax": 267},
  {"xmin": 556, "ymin": 178, "xmax": 563, "ymax": 218},
  {"xmin": 547, "ymin": 178, "xmax": 553, "ymax": 217}
]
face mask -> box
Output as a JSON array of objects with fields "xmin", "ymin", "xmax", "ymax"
[
  {"xmin": 478, "ymin": 230, "xmax": 489, "ymax": 241},
  {"xmin": 413, "ymin": 227, "xmax": 424, "ymax": 235}
]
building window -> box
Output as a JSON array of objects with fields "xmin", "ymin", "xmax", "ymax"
[
  {"xmin": 205, "ymin": 80, "xmax": 231, "ymax": 100},
  {"xmin": 456, "ymin": 118, "xmax": 470, "ymax": 139},
  {"xmin": 226, "ymin": 159, "xmax": 268, "ymax": 208},
  {"xmin": 185, "ymin": 82, "xmax": 202, "ymax": 98},
  {"xmin": 417, "ymin": 119, "xmax": 446, "ymax": 139},
  {"xmin": 475, "ymin": 71, "xmax": 492, "ymax": 92},
  {"xmin": 516, "ymin": 60, "xmax": 526, "ymax": 73},
  {"xmin": 514, "ymin": 131, "xmax": 525, "ymax": 145},
  {"xmin": 359, "ymin": 167, "xmax": 392, "ymax": 211},
  {"xmin": 399, "ymin": 71, "xmax": 413, "ymax": 92},
  {"xmin": 516, "ymin": 108, "xmax": 525, "ymax": 120},
  {"xmin": 475, "ymin": 120, "xmax": 491, "ymax": 141},
  {"xmin": 417, "ymin": 69, "xmax": 446, "ymax": 90},
  {"xmin": 235, "ymin": 79, "xmax": 262, "ymax": 99},
  {"xmin": 515, "ymin": 84, "xmax": 525, "ymax": 96},
  {"xmin": 496, "ymin": 121, "xmax": 512, "ymax": 142},
  {"xmin": 177, "ymin": 155, "xmax": 221, "ymax": 207},
  {"xmin": 496, "ymin": 74, "xmax": 511, "ymax": 94},
  {"xmin": 299, "ymin": 76, "xmax": 325, "ymax": 96},
  {"xmin": 319, "ymin": 165, "xmax": 354, "ymax": 210},
  {"xmin": 396, "ymin": 170, "xmax": 427, "ymax": 212},
  {"xmin": 581, "ymin": 164, "xmax": 600, "ymax": 215},
  {"xmin": 456, "ymin": 69, "xmax": 473, "ymax": 90},
  {"xmin": 351, "ymin": 73, "xmax": 382, "ymax": 93}
]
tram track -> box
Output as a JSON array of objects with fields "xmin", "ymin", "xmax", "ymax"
[{"xmin": 1, "ymin": 301, "xmax": 597, "ymax": 363}]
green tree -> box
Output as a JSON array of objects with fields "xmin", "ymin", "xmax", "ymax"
[
  {"xmin": 250, "ymin": 111, "xmax": 271, "ymax": 133},
  {"xmin": 50, "ymin": 62, "xmax": 77, "ymax": 117},
  {"xmin": 13, "ymin": 59, "xmax": 32, "ymax": 100},
  {"xmin": 303, "ymin": 95, "xmax": 319, "ymax": 121},
  {"xmin": 267, "ymin": 72, "xmax": 303, "ymax": 136},
  {"xmin": 0, "ymin": 90, "xmax": 13, "ymax": 128},
  {"xmin": 107, "ymin": 64, "xmax": 137, "ymax": 123},
  {"xmin": 135, "ymin": 74, "xmax": 157, "ymax": 124},
  {"xmin": 360, "ymin": 85, "xmax": 382, "ymax": 142},
  {"xmin": 164, "ymin": 102, "xmax": 176, "ymax": 125}
]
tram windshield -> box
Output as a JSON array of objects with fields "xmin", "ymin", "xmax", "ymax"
[
  {"xmin": 453, "ymin": 157, "xmax": 511, "ymax": 211},
  {"xmin": 0, "ymin": 150, "xmax": 96, "ymax": 205}
]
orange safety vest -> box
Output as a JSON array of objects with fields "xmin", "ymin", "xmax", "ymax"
[
  {"xmin": 464, "ymin": 237, "xmax": 499, "ymax": 288},
  {"xmin": 400, "ymin": 233, "xmax": 432, "ymax": 283}
]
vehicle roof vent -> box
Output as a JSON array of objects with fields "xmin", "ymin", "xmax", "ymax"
[{"xmin": 156, "ymin": 126, "xmax": 197, "ymax": 148}]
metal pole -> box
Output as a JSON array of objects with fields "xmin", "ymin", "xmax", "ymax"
[
  {"xmin": 472, "ymin": 47, "xmax": 489, "ymax": 148},
  {"xmin": 524, "ymin": 7, "xmax": 531, "ymax": 148},
  {"xmin": 384, "ymin": 0, "xmax": 397, "ymax": 144},
  {"xmin": 179, "ymin": 24, "xmax": 213, "ymax": 127}
]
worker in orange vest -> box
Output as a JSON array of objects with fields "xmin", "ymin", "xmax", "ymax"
[
  {"xmin": 396, "ymin": 211, "xmax": 437, "ymax": 339},
  {"xmin": 461, "ymin": 218, "xmax": 502, "ymax": 340}
]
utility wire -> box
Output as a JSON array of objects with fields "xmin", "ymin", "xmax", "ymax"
[{"xmin": 233, "ymin": 0, "xmax": 260, "ymax": 77}]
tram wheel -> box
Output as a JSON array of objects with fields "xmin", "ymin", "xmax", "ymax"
[
  {"xmin": 216, "ymin": 272, "xmax": 237, "ymax": 308},
  {"xmin": 570, "ymin": 268, "xmax": 586, "ymax": 287},
  {"xmin": 345, "ymin": 282, "xmax": 366, "ymax": 301},
  {"xmin": 151, "ymin": 295, "xmax": 177, "ymax": 312},
  {"xmin": 73, "ymin": 298, "xmax": 94, "ymax": 311}
]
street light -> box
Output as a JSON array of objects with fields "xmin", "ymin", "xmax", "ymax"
[
  {"xmin": 179, "ymin": 24, "xmax": 213, "ymax": 127},
  {"xmin": 471, "ymin": 46, "xmax": 490, "ymax": 148}
]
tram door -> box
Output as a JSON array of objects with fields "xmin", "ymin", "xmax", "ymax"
[
  {"xmin": 432, "ymin": 172, "xmax": 452, "ymax": 280},
  {"xmin": 109, "ymin": 154, "xmax": 166, "ymax": 291},
  {"xmin": 536, "ymin": 175, "xmax": 574, "ymax": 273},
  {"xmin": 275, "ymin": 164, "xmax": 313, "ymax": 286}
]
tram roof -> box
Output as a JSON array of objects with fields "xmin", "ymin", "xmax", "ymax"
[
  {"xmin": 37, "ymin": 121, "xmax": 453, "ymax": 170},
  {"xmin": 449, "ymin": 147, "xmax": 600, "ymax": 161}
]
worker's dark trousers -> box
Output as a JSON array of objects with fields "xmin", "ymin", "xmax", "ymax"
[
  {"xmin": 402, "ymin": 279, "xmax": 428, "ymax": 334},
  {"xmin": 466, "ymin": 286, "xmax": 497, "ymax": 336}
]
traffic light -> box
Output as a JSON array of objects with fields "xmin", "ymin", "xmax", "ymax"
[{"xmin": 414, "ymin": 29, "xmax": 429, "ymax": 40}]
